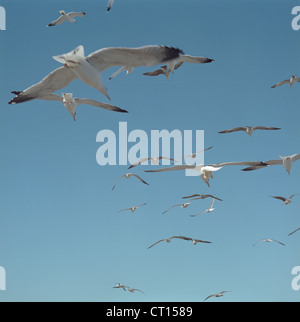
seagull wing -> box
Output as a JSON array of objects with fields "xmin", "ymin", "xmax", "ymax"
[
  {"xmin": 137, "ymin": 203, "xmax": 147, "ymax": 208},
  {"xmin": 177, "ymin": 54, "xmax": 214, "ymax": 64},
  {"xmin": 209, "ymin": 198, "xmax": 215, "ymax": 209},
  {"xmin": 182, "ymin": 194, "xmax": 201, "ymax": 199},
  {"xmin": 252, "ymin": 239, "xmax": 265, "ymax": 247},
  {"xmin": 290, "ymin": 154, "xmax": 300, "ymax": 162},
  {"xmin": 131, "ymin": 174, "xmax": 149, "ymax": 186},
  {"xmin": 203, "ymin": 294, "xmax": 215, "ymax": 301},
  {"xmin": 272, "ymin": 239, "xmax": 286, "ymax": 246},
  {"xmin": 253, "ymin": 126, "xmax": 281, "ymax": 131},
  {"xmin": 118, "ymin": 208, "xmax": 132, "ymax": 212},
  {"xmin": 143, "ymin": 69, "xmax": 165, "ymax": 77},
  {"xmin": 39, "ymin": 94, "xmax": 63, "ymax": 102},
  {"xmin": 144, "ymin": 164, "xmax": 197, "ymax": 173},
  {"xmin": 194, "ymin": 239, "xmax": 213, "ymax": 244},
  {"xmin": 162, "ymin": 204, "xmax": 181, "ymax": 214},
  {"xmin": 128, "ymin": 158, "xmax": 151, "ymax": 169},
  {"xmin": 147, "ymin": 239, "xmax": 167, "ymax": 249},
  {"xmin": 47, "ymin": 15, "xmax": 66, "ymax": 27},
  {"xmin": 74, "ymin": 98, "xmax": 128, "ymax": 113},
  {"xmin": 68, "ymin": 12, "xmax": 86, "ymax": 18},
  {"xmin": 112, "ymin": 175, "xmax": 126, "ymax": 191},
  {"xmin": 107, "ymin": 0, "xmax": 115, "ymax": 11},
  {"xmin": 271, "ymin": 79, "xmax": 289, "ymax": 88},
  {"xmin": 190, "ymin": 210, "xmax": 207, "ymax": 217},
  {"xmin": 86, "ymin": 45, "xmax": 183, "ymax": 73},
  {"xmin": 9, "ymin": 66, "xmax": 77, "ymax": 104},
  {"xmin": 271, "ymin": 196, "xmax": 287, "ymax": 202},
  {"xmin": 174, "ymin": 62, "xmax": 184, "ymax": 70},
  {"xmin": 218, "ymin": 127, "xmax": 246, "ymax": 134},
  {"xmin": 288, "ymin": 227, "xmax": 300, "ymax": 236},
  {"xmin": 209, "ymin": 161, "xmax": 266, "ymax": 168}
]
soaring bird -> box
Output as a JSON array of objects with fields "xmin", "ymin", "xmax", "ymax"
[
  {"xmin": 271, "ymin": 194, "xmax": 298, "ymax": 205},
  {"xmin": 190, "ymin": 198, "xmax": 216, "ymax": 217},
  {"xmin": 119, "ymin": 203, "xmax": 147, "ymax": 213},
  {"xmin": 271, "ymin": 75, "xmax": 300, "ymax": 88},
  {"xmin": 218, "ymin": 126, "xmax": 281, "ymax": 136},
  {"xmin": 47, "ymin": 10, "xmax": 86, "ymax": 27},
  {"xmin": 203, "ymin": 291, "xmax": 231, "ymax": 302},
  {"xmin": 252, "ymin": 239, "xmax": 286, "ymax": 247},
  {"xmin": 147, "ymin": 236, "xmax": 212, "ymax": 249},
  {"xmin": 288, "ymin": 228, "xmax": 300, "ymax": 236},
  {"xmin": 182, "ymin": 194, "xmax": 223, "ymax": 202},
  {"xmin": 143, "ymin": 62, "xmax": 183, "ymax": 80},
  {"xmin": 128, "ymin": 156, "xmax": 175, "ymax": 169},
  {"xmin": 9, "ymin": 45, "xmax": 183, "ymax": 104},
  {"xmin": 112, "ymin": 173, "xmax": 149, "ymax": 191},
  {"xmin": 162, "ymin": 202, "xmax": 191, "ymax": 214}
]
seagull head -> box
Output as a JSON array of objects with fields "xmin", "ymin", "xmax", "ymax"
[{"xmin": 59, "ymin": 10, "xmax": 66, "ymax": 15}]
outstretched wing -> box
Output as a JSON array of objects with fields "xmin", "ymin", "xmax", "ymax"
[
  {"xmin": 253, "ymin": 126, "xmax": 281, "ymax": 131},
  {"xmin": 75, "ymin": 98, "xmax": 128, "ymax": 113},
  {"xmin": 271, "ymin": 79, "xmax": 289, "ymax": 88},
  {"xmin": 218, "ymin": 127, "xmax": 246, "ymax": 134},
  {"xmin": 288, "ymin": 227, "xmax": 300, "ymax": 236},
  {"xmin": 68, "ymin": 12, "xmax": 86, "ymax": 18},
  {"xmin": 131, "ymin": 174, "xmax": 149, "ymax": 186},
  {"xmin": 143, "ymin": 69, "xmax": 165, "ymax": 77},
  {"xmin": 112, "ymin": 175, "xmax": 125, "ymax": 191},
  {"xmin": 47, "ymin": 15, "xmax": 66, "ymax": 27}
]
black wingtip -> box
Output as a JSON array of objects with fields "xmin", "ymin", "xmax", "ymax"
[
  {"xmin": 161, "ymin": 46, "xmax": 184, "ymax": 63},
  {"xmin": 204, "ymin": 58, "xmax": 215, "ymax": 63}
]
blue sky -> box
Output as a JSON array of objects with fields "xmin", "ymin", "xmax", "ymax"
[{"xmin": 0, "ymin": 0, "xmax": 300, "ymax": 302}]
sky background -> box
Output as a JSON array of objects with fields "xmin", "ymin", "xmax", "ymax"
[{"xmin": 0, "ymin": 0, "xmax": 300, "ymax": 302}]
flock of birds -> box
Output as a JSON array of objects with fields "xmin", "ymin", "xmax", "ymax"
[{"xmin": 8, "ymin": 4, "xmax": 300, "ymax": 302}]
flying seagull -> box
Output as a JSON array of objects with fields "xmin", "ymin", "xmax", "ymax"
[
  {"xmin": 147, "ymin": 236, "xmax": 212, "ymax": 249},
  {"xmin": 182, "ymin": 194, "xmax": 223, "ymax": 202},
  {"xmin": 271, "ymin": 194, "xmax": 298, "ymax": 205},
  {"xmin": 113, "ymin": 283, "xmax": 127, "ymax": 291},
  {"xmin": 174, "ymin": 146, "xmax": 214, "ymax": 163},
  {"xmin": 9, "ymin": 45, "xmax": 183, "ymax": 104},
  {"xmin": 143, "ymin": 62, "xmax": 183, "ymax": 80},
  {"xmin": 119, "ymin": 203, "xmax": 147, "ymax": 213},
  {"xmin": 288, "ymin": 228, "xmax": 300, "ymax": 236},
  {"xmin": 218, "ymin": 126, "xmax": 281, "ymax": 136},
  {"xmin": 144, "ymin": 161, "xmax": 266, "ymax": 187},
  {"xmin": 252, "ymin": 239, "xmax": 286, "ymax": 247},
  {"xmin": 271, "ymin": 75, "xmax": 300, "ymax": 88},
  {"xmin": 242, "ymin": 154, "xmax": 300, "ymax": 175},
  {"xmin": 203, "ymin": 291, "xmax": 231, "ymax": 302},
  {"xmin": 21, "ymin": 93, "xmax": 128, "ymax": 121},
  {"xmin": 128, "ymin": 156, "xmax": 175, "ymax": 169},
  {"xmin": 112, "ymin": 173, "xmax": 149, "ymax": 191},
  {"xmin": 109, "ymin": 53, "xmax": 214, "ymax": 80},
  {"xmin": 47, "ymin": 10, "xmax": 86, "ymax": 27},
  {"xmin": 107, "ymin": 0, "xmax": 115, "ymax": 12},
  {"xmin": 162, "ymin": 202, "xmax": 191, "ymax": 214},
  {"xmin": 190, "ymin": 198, "xmax": 215, "ymax": 217}
]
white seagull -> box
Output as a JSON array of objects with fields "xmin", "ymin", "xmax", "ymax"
[
  {"xmin": 162, "ymin": 202, "xmax": 191, "ymax": 214},
  {"xmin": 218, "ymin": 126, "xmax": 281, "ymax": 136},
  {"xmin": 128, "ymin": 156, "xmax": 175, "ymax": 169},
  {"xmin": 24, "ymin": 93, "xmax": 128, "ymax": 121},
  {"xmin": 182, "ymin": 194, "xmax": 223, "ymax": 202},
  {"xmin": 9, "ymin": 45, "xmax": 184, "ymax": 104},
  {"xmin": 144, "ymin": 161, "xmax": 266, "ymax": 187},
  {"xmin": 47, "ymin": 10, "xmax": 86, "ymax": 27},
  {"xmin": 119, "ymin": 203, "xmax": 147, "ymax": 213},
  {"xmin": 147, "ymin": 236, "xmax": 212, "ymax": 249},
  {"xmin": 271, "ymin": 75, "xmax": 300, "ymax": 88},
  {"xmin": 107, "ymin": 0, "xmax": 115, "ymax": 12},
  {"xmin": 242, "ymin": 154, "xmax": 300, "ymax": 175},
  {"xmin": 252, "ymin": 239, "xmax": 286, "ymax": 247},
  {"xmin": 112, "ymin": 173, "xmax": 149, "ymax": 191},
  {"xmin": 109, "ymin": 53, "xmax": 214, "ymax": 80},
  {"xmin": 203, "ymin": 291, "xmax": 231, "ymax": 302},
  {"xmin": 271, "ymin": 194, "xmax": 298, "ymax": 205},
  {"xmin": 190, "ymin": 198, "xmax": 215, "ymax": 217},
  {"xmin": 288, "ymin": 228, "xmax": 300, "ymax": 236}
]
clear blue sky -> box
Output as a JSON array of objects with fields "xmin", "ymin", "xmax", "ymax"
[{"xmin": 0, "ymin": 0, "xmax": 300, "ymax": 302}]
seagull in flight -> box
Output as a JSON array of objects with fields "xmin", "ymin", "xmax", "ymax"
[
  {"xmin": 182, "ymin": 194, "xmax": 223, "ymax": 202},
  {"xmin": 128, "ymin": 156, "xmax": 175, "ymax": 169},
  {"xmin": 112, "ymin": 173, "xmax": 149, "ymax": 191},
  {"xmin": 271, "ymin": 75, "xmax": 300, "ymax": 88},
  {"xmin": 47, "ymin": 10, "xmax": 86, "ymax": 27},
  {"xmin": 242, "ymin": 154, "xmax": 300, "ymax": 175},
  {"xmin": 109, "ymin": 53, "xmax": 214, "ymax": 80},
  {"xmin": 252, "ymin": 239, "xmax": 286, "ymax": 247},
  {"xmin": 119, "ymin": 203, "xmax": 147, "ymax": 213},
  {"xmin": 162, "ymin": 202, "xmax": 191, "ymax": 214},
  {"xmin": 271, "ymin": 194, "xmax": 298, "ymax": 205},
  {"xmin": 218, "ymin": 126, "xmax": 281, "ymax": 136},
  {"xmin": 9, "ymin": 45, "xmax": 183, "ymax": 104},
  {"xmin": 147, "ymin": 236, "xmax": 212, "ymax": 249},
  {"xmin": 190, "ymin": 198, "xmax": 216, "ymax": 217},
  {"xmin": 107, "ymin": 0, "xmax": 115, "ymax": 12},
  {"xmin": 288, "ymin": 227, "xmax": 300, "ymax": 236},
  {"xmin": 203, "ymin": 291, "xmax": 231, "ymax": 302},
  {"xmin": 143, "ymin": 62, "xmax": 184, "ymax": 80}
]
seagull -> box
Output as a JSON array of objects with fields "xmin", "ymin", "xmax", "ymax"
[
  {"xmin": 288, "ymin": 227, "xmax": 300, "ymax": 236},
  {"xmin": 113, "ymin": 283, "xmax": 127, "ymax": 291},
  {"xmin": 147, "ymin": 236, "xmax": 212, "ymax": 249},
  {"xmin": 203, "ymin": 291, "xmax": 231, "ymax": 302},
  {"xmin": 109, "ymin": 53, "xmax": 214, "ymax": 80},
  {"xmin": 174, "ymin": 146, "xmax": 214, "ymax": 163},
  {"xmin": 107, "ymin": 0, "xmax": 115, "ymax": 12},
  {"xmin": 119, "ymin": 203, "xmax": 147, "ymax": 213},
  {"xmin": 162, "ymin": 202, "xmax": 191, "ymax": 214},
  {"xmin": 271, "ymin": 75, "xmax": 300, "ymax": 88},
  {"xmin": 128, "ymin": 156, "xmax": 175, "ymax": 169},
  {"xmin": 47, "ymin": 10, "xmax": 86, "ymax": 27},
  {"xmin": 182, "ymin": 194, "xmax": 223, "ymax": 202},
  {"xmin": 143, "ymin": 62, "xmax": 183, "ymax": 80},
  {"xmin": 144, "ymin": 161, "xmax": 266, "ymax": 187},
  {"xmin": 112, "ymin": 173, "xmax": 149, "ymax": 191},
  {"xmin": 271, "ymin": 194, "xmax": 298, "ymax": 205},
  {"xmin": 218, "ymin": 126, "xmax": 281, "ymax": 136},
  {"xmin": 252, "ymin": 239, "xmax": 286, "ymax": 247},
  {"xmin": 242, "ymin": 154, "xmax": 300, "ymax": 175},
  {"xmin": 24, "ymin": 93, "xmax": 128, "ymax": 121},
  {"xmin": 190, "ymin": 198, "xmax": 215, "ymax": 217},
  {"xmin": 9, "ymin": 45, "xmax": 183, "ymax": 104}
]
